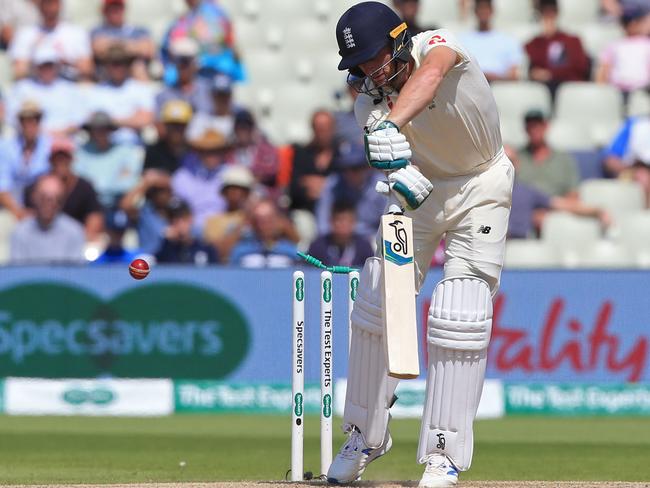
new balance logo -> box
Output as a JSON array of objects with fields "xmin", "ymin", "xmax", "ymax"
[
  {"xmin": 477, "ymin": 225, "xmax": 491, "ymax": 234},
  {"xmin": 343, "ymin": 27, "xmax": 355, "ymax": 49}
]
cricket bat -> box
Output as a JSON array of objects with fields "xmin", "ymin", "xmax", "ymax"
[{"xmin": 381, "ymin": 205, "xmax": 420, "ymax": 379}]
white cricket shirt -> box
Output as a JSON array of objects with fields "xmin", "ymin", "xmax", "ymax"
[{"xmin": 354, "ymin": 29, "xmax": 503, "ymax": 179}]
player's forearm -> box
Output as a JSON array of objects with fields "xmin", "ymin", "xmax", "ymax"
[
  {"xmin": 388, "ymin": 64, "xmax": 444, "ymax": 128},
  {"xmin": 388, "ymin": 48, "xmax": 457, "ymax": 128}
]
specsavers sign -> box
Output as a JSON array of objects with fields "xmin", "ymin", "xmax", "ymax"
[{"xmin": 0, "ymin": 283, "xmax": 250, "ymax": 378}]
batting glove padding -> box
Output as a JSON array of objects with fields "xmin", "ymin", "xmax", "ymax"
[
  {"xmin": 365, "ymin": 121, "xmax": 412, "ymax": 170},
  {"xmin": 375, "ymin": 166, "xmax": 433, "ymax": 210}
]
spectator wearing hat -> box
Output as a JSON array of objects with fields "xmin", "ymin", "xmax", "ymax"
[
  {"xmin": 515, "ymin": 110, "xmax": 581, "ymax": 199},
  {"xmin": 307, "ymin": 201, "xmax": 374, "ymax": 269},
  {"xmin": 315, "ymin": 141, "xmax": 385, "ymax": 238},
  {"xmin": 155, "ymin": 37, "xmax": 213, "ymax": 115},
  {"xmin": 459, "ymin": 0, "xmax": 524, "ymax": 82},
  {"xmin": 161, "ymin": 0, "xmax": 245, "ymax": 83},
  {"xmin": 0, "ymin": 101, "xmax": 52, "ymax": 219},
  {"xmin": 171, "ymin": 128, "xmax": 228, "ymax": 229},
  {"xmin": 0, "ymin": 0, "xmax": 39, "ymax": 49},
  {"xmin": 596, "ymin": 5, "xmax": 650, "ymax": 95},
  {"xmin": 10, "ymin": 174, "xmax": 86, "ymax": 264},
  {"xmin": 187, "ymin": 73, "xmax": 241, "ymax": 140},
  {"xmin": 289, "ymin": 110, "xmax": 337, "ymax": 213},
  {"xmin": 525, "ymin": 0, "xmax": 590, "ymax": 98},
  {"xmin": 93, "ymin": 208, "xmax": 140, "ymax": 264},
  {"xmin": 9, "ymin": 0, "xmax": 93, "ymax": 80},
  {"xmin": 84, "ymin": 42, "xmax": 155, "ymax": 145},
  {"xmin": 144, "ymin": 100, "xmax": 192, "ymax": 175},
  {"xmin": 392, "ymin": 0, "xmax": 437, "ymax": 37},
  {"xmin": 230, "ymin": 198, "xmax": 297, "ymax": 268},
  {"xmin": 230, "ymin": 109, "xmax": 280, "ymax": 191},
  {"xmin": 156, "ymin": 198, "xmax": 218, "ymax": 265},
  {"xmin": 91, "ymin": 0, "xmax": 155, "ymax": 81},
  {"xmin": 24, "ymin": 137, "xmax": 104, "ymax": 241},
  {"xmin": 120, "ymin": 170, "xmax": 173, "ymax": 255},
  {"xmin": 74, "ymin": 111, "xmax": 143, "ymax": 209},
  {"xmin": 6, "ymin": 44, "xmax": 84, "ymax": 135}
]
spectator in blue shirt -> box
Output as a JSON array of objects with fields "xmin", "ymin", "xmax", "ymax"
[
  {"xmin": 308, "ymin": 200, "xmax": 373, "ymax": 268},
  {"xmin": 94, "ymin": 208, "xmax": 140, "ymax": 264},
  {"xmin": 230, "ymin": 198, "xmax": 297, "ymax": 268},
  {"xmin": 156, "ymin": 198, "xmax": 218, "ymax": 265},
  {"xmin": 0, "ymin": 100, "xmax": 51, "ymax": 219},
  {"xmin": 91, "ymin": 0, "xmax": 155, "ymax": 81},
  {"xmin": 315, "ymin": 140, "xmax": 385, "ymax": 238},
  {"xmin": 459, "ymin": 0, "xmax": 524, "ymax": 82}
]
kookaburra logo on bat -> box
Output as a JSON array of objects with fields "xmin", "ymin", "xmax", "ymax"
[{"xmin": 389, "ymin": 220, "xmax": 408, "ymax": 255}]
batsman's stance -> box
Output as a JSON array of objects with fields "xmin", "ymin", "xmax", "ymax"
[{"xmin": 329, "ymin": 2, "xmax": 514, "ymax": 487}]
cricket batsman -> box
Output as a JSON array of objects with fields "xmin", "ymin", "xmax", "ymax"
[{"xmin": 329, "ymin": 2, "xmax": 514, "ymax": 487}]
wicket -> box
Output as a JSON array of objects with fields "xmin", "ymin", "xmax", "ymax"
[{"xmin": 291, "ymin": 269, "xmax": 359, "ymax": 480}]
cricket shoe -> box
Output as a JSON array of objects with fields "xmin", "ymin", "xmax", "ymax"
[
  {"xmin": 418, "ymin": 453, "xmax": 459, "ymax": 488},
  {"xmin": 327, "ymin": 426, "xmax": 392, "ymax": 484}
]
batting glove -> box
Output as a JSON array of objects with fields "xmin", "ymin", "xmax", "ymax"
[
  {"xmin": 375, "ymin": 165, "xmax": 433, "ymax": 210},
  {"xmin": 365, "ymin": 121, "xmax": 411, "ymax": 170}
]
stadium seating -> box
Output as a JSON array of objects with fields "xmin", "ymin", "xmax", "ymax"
[
  {"xmin": 576, "ymin": 23, "xmax": 625, "ymax": 61},
  {"xmin": 504, "ymin": 239, "xmax": 561, "ymax": 268},
  {"xmin": 547, "ymin": 120, "xmax": 594, "ymax": 151},
  {"xmin": 493, "ymin": 0, "xmax": 535, "ymax": 27},
  {"xmin": 575, "ymin": 239, "xmax": 634, "ymax": 268},
  {"xmin": 628, "ymin": 90, "xmax": 650, "ymax": 118},
  {"xmin": 554, "ymin": 82, "xmax": 624, "ymax": 148},
  {"xmin": 492, "ymin": 81, "xmax": 552, "ymax": 147},
  {"xmin": 557, "ymin": 0, "xmax": 601, "ymax": 27},
  {"xmin": 579, "ymin": 179, "xmax": 645, "ymax": 221},
  {"xmin": 541, "ymin": 212, "xmax": 602, "ymax": 267},
  {"xmin": 617, "ymin": 211, "xmax": 650, "ymax": 267},
  {"xmin": 418, "ymin": 0, "xmax": 461, "ymax": 26}
]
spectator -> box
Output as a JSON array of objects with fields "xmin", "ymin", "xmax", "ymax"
[
  {"xmin": 203, "ymin": 165, "xmax": 255, "ymax": 262},
  {"xmin": 91, "ymin": 0, "xmax": 155, "ymax": 81},
  {"xmin": 74, "ymin": 111, "xmax": 143, "ymax": 208},
  {"xmin": 161, "ymin": 0, "xmax": 244, "ymax": 83},
  {"xmin": 9, "ymin": 0, "xmax": 93, "ymax": 80},
  {"xmin": 10, "ymin": 174, "xmax": 85, "ymax": 263},
  {"xmin": 156, "ymin": 198, "xmax": 217, "ymax": 265},
  {"xmin": 525, "ymin": 0, "xmax": 590, "ymax": 97},
  {"xmin": 392, "ymin": 0, "xmax": 437, "ymax": 37},
  {"xmin": 230, "ymin": 198, "xmax": 297, "ymax": 268},
  {"xmin": 155, "ymin": 37, "xmax": 212, "ymax": 115},
  {"xmin": 506, "ymin": 146, "xmax": 610, "ymax": 238},
  {"xmin": 459, "ymin": 0, "xmax": 524, "ymax": 82},
  {"xmin": 0, "ymin": 0, "xmax": 39, "ymax": 50},
  {"xmin": 186, "ymin": 73, "xmax": 239, "ymax": 141},
  {"xmin": 171, "ymin": 128, "xmax": 227, "ymax": 229},
  {"xmin": 289, "ymin": 110, "xmax": 337, "ymax": 213},
  {"xmin": 515, "ymin": 110, "xmax": 580, "ymax": 198},
  {"xmin": 596, "ymin": 5, "xmax": 650, "ymax": 95},
  {"xmin": 308, "ymin": 201, "xmax": 374, "ymax": 268},
  {"xmin": 315, "ymin": 141, "xmax": 385, "ymax": 238},
  {"xmin": 6, "ymin": 44, "xmax": 83, "ymax": 135},
  {"xmin": 604, "ymin": 115, "xmax": 650, "ymax": 205},
  {"xmin": 84, "ymin": 42, "xmax": 155, "ymax": 144},
  {"xmin": 0, "ymin": 100, "xmax": 51, "ymax": 219},
  {"xmin": 120, "ymin": 170, "xmax": 173, "ymax": 255},
  {"xmin": 24, "ymin": 137, "xmax": 104, "ymax": 241},
  {"xmin": 93, "ymin": 208, "xmax": 140, "ymax": 263},
  {"xmin": 230, "ymin": 110, "xmax": 279, "ymax": 190},
  {"xmin": 144, "ymin": 99, "xmax": 192, "ymax": 175}
]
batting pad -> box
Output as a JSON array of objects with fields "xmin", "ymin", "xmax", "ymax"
[
  {"xmin": 417, "ymin": 277, "xmax": 492, "ymax": 471},
  {"xmin": 344, "ymin": 257, "xmax": 398, "ymax": 448}
]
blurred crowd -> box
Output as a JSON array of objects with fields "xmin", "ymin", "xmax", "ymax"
[{"xmin": 0, "ymin": 0, "xmax": 648, "ymax": 268}]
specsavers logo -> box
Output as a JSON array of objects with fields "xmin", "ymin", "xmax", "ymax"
[
  {"xmin": 63, "ymin": 386, "xmax": 115, "ymax": 406},
  {"xmin": 0, "ymin": 283, "xmax": 250, "ymax": 379}
]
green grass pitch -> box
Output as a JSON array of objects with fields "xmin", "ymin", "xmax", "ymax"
[{"xmin": 0, "ymin": 415, "xmax": 648, "ymax": 484}]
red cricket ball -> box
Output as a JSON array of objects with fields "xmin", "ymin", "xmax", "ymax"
[{"xmin": 129, "ymin": 258, "xmax": 150, "ymax": 280}]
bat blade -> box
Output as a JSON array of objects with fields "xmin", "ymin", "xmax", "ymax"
[{"xmin": 381, "ymin": 213, "xmax": 420, "ymax": 379}]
